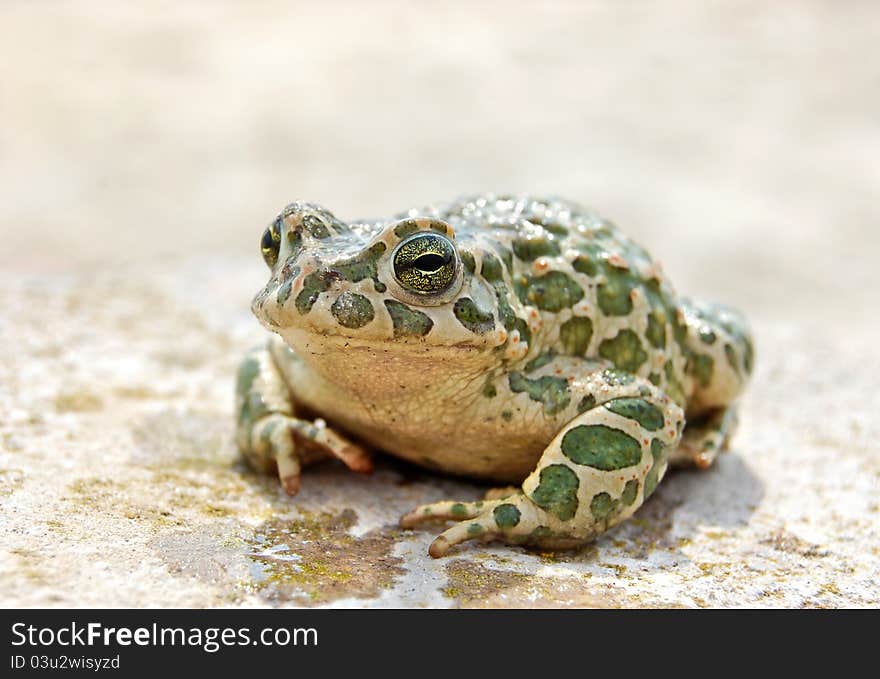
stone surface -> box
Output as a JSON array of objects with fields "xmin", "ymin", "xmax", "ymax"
[{"xmin": 1, "ymin": 2, "xmax": 878, "ymax": 608}]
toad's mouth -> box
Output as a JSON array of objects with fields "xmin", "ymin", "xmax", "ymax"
[{"xmin": 273, "ymin": 323, "xmax": 490, "ymax": 355}]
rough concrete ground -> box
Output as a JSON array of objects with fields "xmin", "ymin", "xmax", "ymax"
[{"xmin": 1, "ymin": 2, "xmax": 878, "ymax": 607}]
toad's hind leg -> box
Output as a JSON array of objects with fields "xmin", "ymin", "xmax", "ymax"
[
  {"xmin": 668, "ymin": 406, "xmax": 739, "ymax": 469},
  {"xmin": 402, "ymin": 386, "xmax": 684, "ymax": 557},
  {"xmin": 681, "ymin": 298, "xmax": 754, "ymax": 413},
  {"xmin": 235, "ymin": 343, "xmax": 373, "ymax": 494}
]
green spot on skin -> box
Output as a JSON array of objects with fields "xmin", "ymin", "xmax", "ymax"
[
  {"xmin": 561, "ymin": 424, "xmax": 643, "ymax": 470},
  {"xmin": 393, "ymin": 219, "xmax": 419, "ymax": 238},
  {"xmin": 330, "ymin": 292, "xmax": 375, "ymax": 329},
  {"xmin": 687, "ymin": 353, "xmax": 715, "ymax": 388},
  {"xmin": 287, "ymin": 229, "xmax": 303, "ymax": 262},
  {"xmin": 590, "ymin": 492, "xmax": 619, "ymax": 522},
  {"xmin": 236, "ymin": 356, "xmax": 261, "ymax": 401},
  {"xmin": 512, "ymin": 235, "xmax": 561, "ymax": 261},
  {"xmin": 276, "ymin": 278, "xmax": 294, "ymax": 306},
  {"xmin": 672, "ymin": 313, "xmax": 688, "ymax": 352},
  {"xmin": 742, "ymin": 339, "xmax": 754, "ymax": 374},
  {"xmin": 577, "ymin": 394, "xmax": 597, "ymax": 413},
  {"xmin": 333, "ymin": 242, "xmax": 387, "ymax": 287},
  {"xmin": 295, "ymin": 271, "xmax": 331, "ymax": 315},
  {"xmin": 467, "ymin": 523, "xmax": 485, "ymax": 536},
  {"xmin": 648, "ymin": 282, "xmax": 686, "ymax": 353},
  {"xmin": 480, "ymin": 253, "xmax": 504, "ymax": 282},
  {"xmin": 501, "ymin": 410, "xmax": 512, "ymax": 421},
  {"xmin": 482, "ymin": 378, "xmax": 497, "ymax": 398},
  {"xmin": 236, "ymin": 355, "xmax": 270, "ymax": 433},
  {"xmin": 493, "ymin": 286, "xmax": 516, "ymax": 331},
  {"xmin": 516, "ymin": 271, "xmax": 585, "ymax": 312},
  {"xmin": 664, "ymin": 361, "xmax": 686, "ymax": 406},
  {"xmin": 604, "ymin": 398, "xmax": 665, "ymax": 431},
  {"xmin": 460, "ymin": 250, "xmax": 476, "ymax": 275},
  {"xmin": 559, "ymin": 316, "xmax": 593, "ymax": 355},
  {"xmin": 699, "ymin": 326, "xmax": 717, "ymax": 345},
  {"xmin": 541, "ymin": 222, "xmax": 569, "ymax": 238},
  {"xmin": 493, "ymin": 503, "xmax": 521, "ymax": 528},
  {"xmin": 597, "ymin": 267, "xmax": 637, "ymax": 316},
  {"xmin": 529, "ymin": 525, "xmax": 554, "ymax": 539},
  {"xmin": 508, "ymin": 372, "xmax": 571, "ymax": 415},
  {"xmin": 451, "ymin": 503, "xmax": 467, "ymax": 518},
  {"xmin": 453, "ymin": 297, "xmax": 495, "ymax": 334},
  {"xmin": 686, "ymin": 300, "xmax": 753, "ymax": 374},
  {"xmin": 599, "ymin": 329, "xmax": 648, "ymax": 373},
  {"xmin": 257, "ymin": 419, "xmax": 279, "ymax": 450},
  {"xmin": 384, "ymin": 300, "xmax": 433, "ymax": 338},
  {"xmin": 530, "ymin": 464, "xmax": 579, "ymax": 521},
  {"xmin": 646, "ymin": 311, "xmax": 666, "ymax": 349},
  {"xmin": 524, "ymin": 351, "xmax": 555, "ymax": 372},
  {"xmin": 243, "ymin": 392, "xmax": 270, "ymax": 431},
  {"xmin": 572, "ymin": 254, "xmax": 599, "ymax": 277},
  {"xmin": 644, "ymin": 439, "xmax": 666, "ymax": 498},
  {"xmin": 622, "ymin": 480, "xmax": 639, "ymax": 506},
  {"xmin": 302, "ymin": 214, "xmax": 331, "ymax": 239},
  {"xmin": 498, "ymin": 246, "xmax": 514, "ymax": 274},
  {"xmin": 724, "ymin": 343, "xmax": 740, "ymax": 376}
]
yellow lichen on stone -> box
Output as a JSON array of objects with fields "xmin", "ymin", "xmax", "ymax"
[
  {"xmin": 54, "ymin": 389, "xmax": 103, "ymax": 413},
  {"xmin": 0, "ymin": 468, "xmax": 25, "ymax": 497},
  {"xmin": 243, "ymin": 509, "xmax": 405, "ymax": 605}
]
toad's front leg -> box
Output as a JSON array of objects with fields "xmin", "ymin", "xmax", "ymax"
[
  {"xmin": 236, "ymin": 343, "xmax": 373, "ymax": 494},
  {"xmin": 401, "ymin": 381, "xmax": 683, "ymax": 557}
]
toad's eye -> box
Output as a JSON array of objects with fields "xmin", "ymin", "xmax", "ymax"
[
  {"xmin": 261, "ymin": 220, "xmax": 282, "ymax": 268},
  {"xmin": 392, "ymin": 233, "xmax": 457, "ymax": 295}
]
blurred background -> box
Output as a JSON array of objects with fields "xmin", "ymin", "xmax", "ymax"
[
  {"xmin": 2, "ymin": 1, "xmax": 878, "ymax": 608},
  {"xmin": 2, "ymin": 1, "xmax": 878, "ymax": 320}
]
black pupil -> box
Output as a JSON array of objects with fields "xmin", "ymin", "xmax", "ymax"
[{"xmin": 413, "ymin": 253, "xmax": 447, "ymax": 272}]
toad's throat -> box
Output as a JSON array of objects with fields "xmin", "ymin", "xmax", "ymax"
[{"xmin": 276, "ymin": 327, "xmax": 495, "ymax": 401}]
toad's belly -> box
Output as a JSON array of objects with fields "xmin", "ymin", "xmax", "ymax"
[
  {"xmin": 271, "ymin": 343, "xmax": 552, "ymax": 483},
  {"xmin": 321, "ymin": 404, "xmax": 546, "ymax": 483}
]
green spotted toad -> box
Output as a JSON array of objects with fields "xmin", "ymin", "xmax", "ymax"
[{"xmin": 237, "ymin": 194, "xmax": 753, "ymax": 557}]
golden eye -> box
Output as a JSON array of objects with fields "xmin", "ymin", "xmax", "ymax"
[
  {"xmin": 392, "ymin": 233, "xmax": 457, "ymax": 294},
  {"xmin": 261, "ymin": 220, "xmax": 282, "ymax": 268}
]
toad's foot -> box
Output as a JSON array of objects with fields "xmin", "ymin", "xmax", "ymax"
[
  {"xmin": 251, "ymin": 414, "xmax": 372, "ymax": 495},
  {"xmin": 669, "ymin": 405, "xmax": 738, "ymax": 469},
  {"xmin": 401, "ymin": 493, "xmax": 581, "ymax": 558},
  {"xmin": 236, "ymin": 345, "xmax": 373, "ymax": 495}
]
